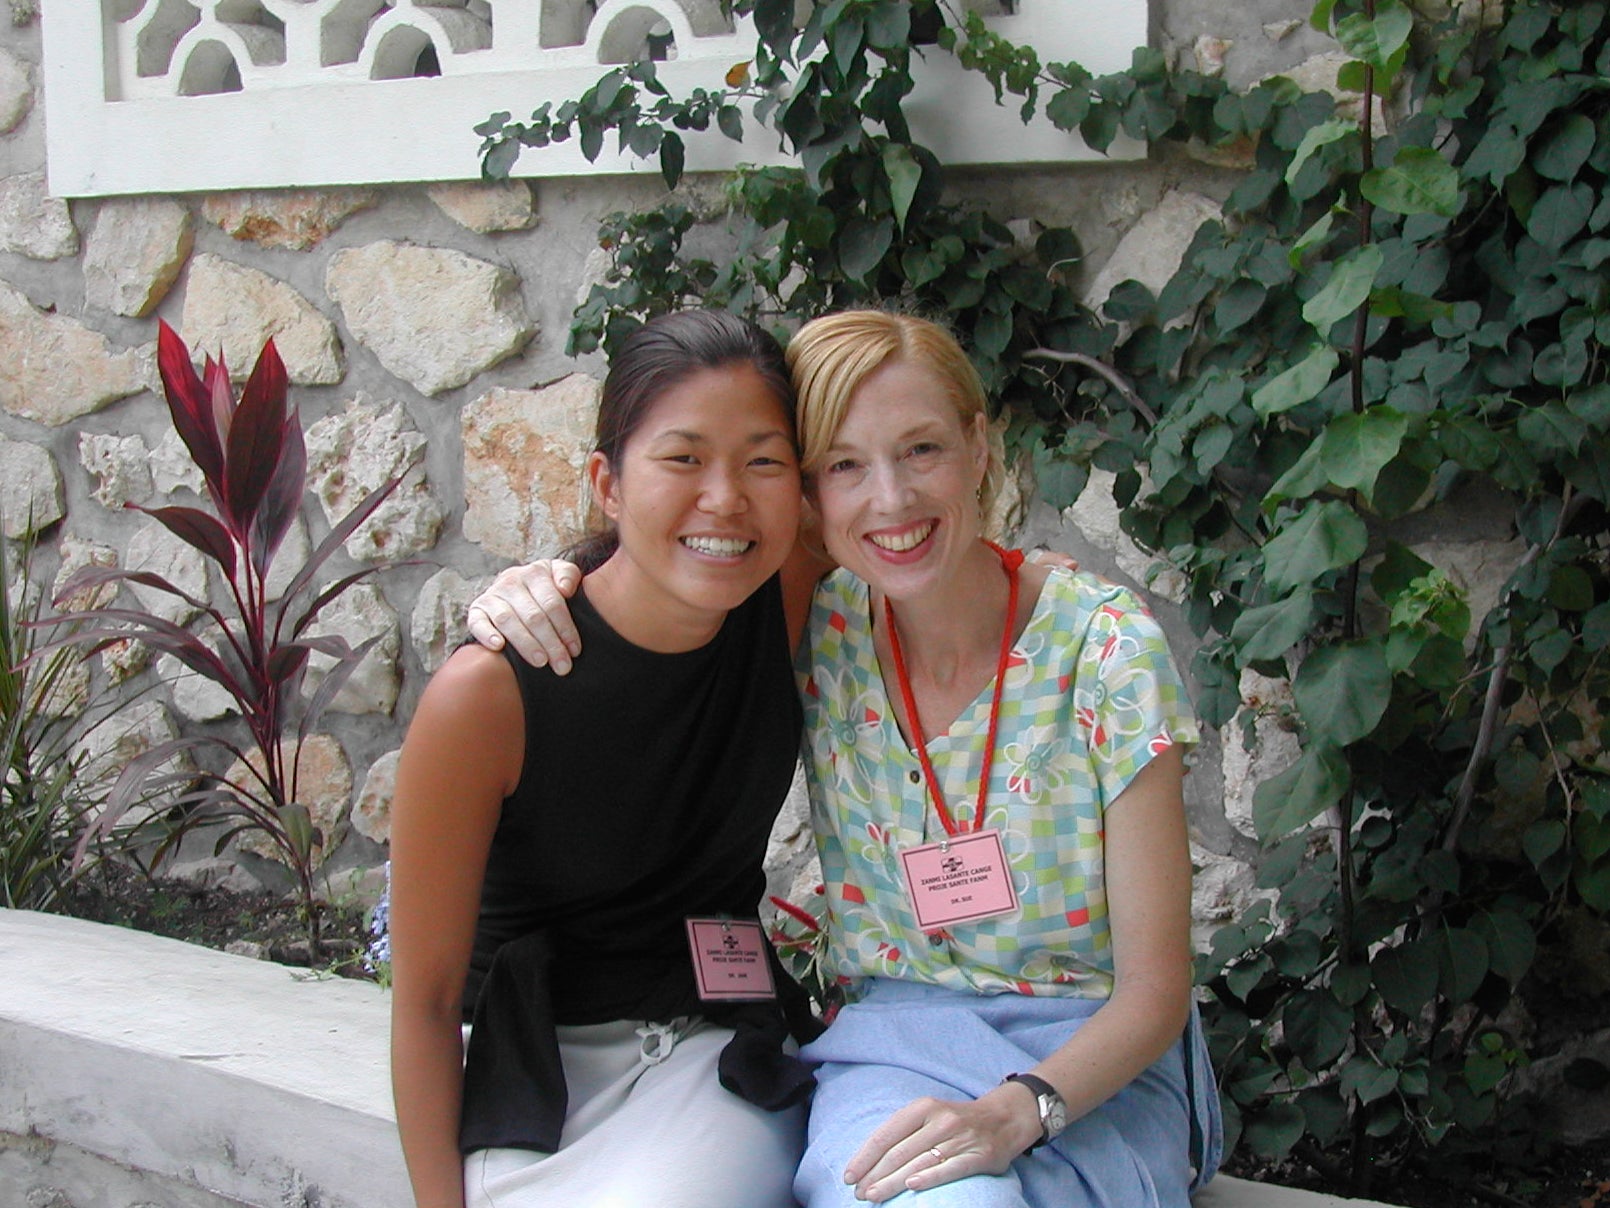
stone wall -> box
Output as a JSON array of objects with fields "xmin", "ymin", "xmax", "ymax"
[{"xmin": 0, "ymin": 4, "xmax": 1517, "ymax": 937}]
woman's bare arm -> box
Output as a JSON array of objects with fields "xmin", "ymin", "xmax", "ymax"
[
  {"xmin": 845, "ymin": 746, "xmax": 1192, "ymax": 1202},
  {"xmin": 389, "ymin": 645, "xmax": 523, "ymax": 1208}
]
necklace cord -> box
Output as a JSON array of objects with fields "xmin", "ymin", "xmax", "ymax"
[{"xmin": 884, "ymin": 542, "xmax": 1023, "ymax": 836}]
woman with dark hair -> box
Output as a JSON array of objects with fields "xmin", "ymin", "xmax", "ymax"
[{"xmin": 387, "ymin": 310, "xmax": 820, "ymax": 1208}]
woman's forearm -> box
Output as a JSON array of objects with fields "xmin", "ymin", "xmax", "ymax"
[
  {"xmin": 1022, "ymin": 973, "xmax": 1192, "ymax": 1127},
  {"xmin": 392, "ymin": 998, "xmax": 470, "ymax": 1208}
]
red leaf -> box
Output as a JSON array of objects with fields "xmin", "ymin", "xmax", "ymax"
[
  {"xmin": 224, "ymin": 338, "xmax": 288, "ymax": 531},
  {"xmin": 250, "ymin": 409, "xmax": 304, "ymax": 578},
  {"xmin": 266, "ymin": 643, "xmax": 310, "ymax": 685},
  {"xmin": 156, "ymin": 321, "xmax": 225, "ymax": 488},
  {"xmin": 204, "ymin": 352, "xmax": 234, "ymax": 447},
  {"xmin": 128, "ymin": 503, "xmax": 237, "ymax": 579}
]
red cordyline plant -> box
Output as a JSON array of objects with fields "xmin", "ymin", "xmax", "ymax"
[{"xmin": 38, "ymin": 321, "xmax": 407, "ymax": 955}]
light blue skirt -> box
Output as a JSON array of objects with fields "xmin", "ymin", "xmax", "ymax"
[{"xmin": 794, "ymin": 979, "xmax": 1221, "ymax": 1208}]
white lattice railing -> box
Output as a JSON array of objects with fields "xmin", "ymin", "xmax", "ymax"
[{"xmin": 42, "ymin": 1, "xmax": 1145, "ymax": 197}]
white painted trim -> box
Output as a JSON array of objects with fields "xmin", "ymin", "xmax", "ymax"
[{"xmin": 42, "ymin": 1, "xmax": 1145, "ymax": 198}]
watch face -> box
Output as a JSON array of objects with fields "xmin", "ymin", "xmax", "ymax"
[{"xmin": 1042, "ymin": 1094, "xmax": 1068, "ymax": 1136}]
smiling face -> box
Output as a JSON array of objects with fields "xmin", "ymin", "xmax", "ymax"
[
  {"xmin": 809, "ymin": 356, "xmax": 989, "ymax": 603},
  {"xmin": 589, "ymin": 362, "xmax": 801, "ymax": 645}
]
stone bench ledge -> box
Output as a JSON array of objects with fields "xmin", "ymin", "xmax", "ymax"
[{"xmin": 0, "ymin": 909, "xmax": 1401, "ymax": 1208}]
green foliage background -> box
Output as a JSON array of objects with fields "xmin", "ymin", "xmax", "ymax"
[{"xmin": 481, "ymin": 0, "xmax": 1610, "ymax": 1195}]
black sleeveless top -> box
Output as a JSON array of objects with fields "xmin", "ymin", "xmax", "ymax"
[{"xmin": 458, "ymin": 575, "xmax": 814, "ymax": 1153}]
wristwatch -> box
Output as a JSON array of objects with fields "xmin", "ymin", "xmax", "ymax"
[{"xmin": 1002, "ymin": 1072, "xmax": 1068, "ymax": 1151}]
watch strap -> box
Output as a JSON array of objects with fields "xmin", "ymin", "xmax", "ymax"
[{"xmin": 1002, "ymin": 1072, "xmax": 1061, "ymax": 1151}]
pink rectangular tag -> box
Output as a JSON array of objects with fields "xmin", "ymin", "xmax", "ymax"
[
  {"xmin": 898, "ymin": 828, "xmax": 1019, "ymax": 930},
  {"xmin": 685, "ymin": 918, "xmax": 777, "ymax": 1001}
]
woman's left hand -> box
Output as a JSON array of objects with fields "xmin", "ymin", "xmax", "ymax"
[{"xmin": 842, "ymin": 1084, "xmax": 1044, "ymax": 1202}]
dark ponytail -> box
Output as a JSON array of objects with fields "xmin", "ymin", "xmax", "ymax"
[{"xmin": 564, "ymin": 310, "xmax": 796, "ymax": 572}]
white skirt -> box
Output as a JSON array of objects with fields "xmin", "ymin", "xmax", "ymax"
[{"xmin": 464, "ymin": 1017, "xmax": 806, "ymax": 1208}]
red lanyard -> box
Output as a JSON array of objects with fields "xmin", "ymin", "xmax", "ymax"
[{"xmin": 884, "ymin": 542, "xmax": 1023, "ymax": 837}]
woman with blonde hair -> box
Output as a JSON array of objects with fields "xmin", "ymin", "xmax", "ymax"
[{"xmin": 471, "ymin": 309, "xmax": 1220, "ymax": 1207}]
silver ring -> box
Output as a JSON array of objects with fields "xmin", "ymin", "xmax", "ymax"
[{"xmin": 929, "ymin": 1146, "xmax": 944, "ymax": 1162}]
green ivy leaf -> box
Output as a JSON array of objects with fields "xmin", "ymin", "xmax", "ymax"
[
  {"xmin": 1263, "ymin": 501, "xmax": 1369, "ymax": 594},
  {"xmin": 1303, "ymin": 245, "xmax": 1384, "ymax": 330},
  {"xmin": 1547, "ymin": 564, "xmax": 1595, "ymax": 611},
  {"xmin": 1438, "ymin": 928, "xmax": 1490, "ymax": 1002},
  {"xmin": 1535, "ymin": 113, "xmax": 1597, "ymax": 181},
  {"xmin": 658, "ymin": 131, "xmax": 685, "ymax": 189},
  {"xmin": 1293, "ymin": 639, "xmax": 1392, "ymax": 747},
  {"xmin": 1341, "ymin": 1055, "xmax": 1400, "ymax": 1105},
  {"xmin": 1285, "ymin": 988, "xmax": 1353, "ymax": 1068},
  {"xmin": 1569, "ymin": 383, "xmax": 1610, "ymax": 429},
  {"xmin": 1518, "ymin": 401, "xmax": 1590, "ymax": 457},
  {"xmin": 1252, "ymin": 346, "xmax": 1340, "ymax": 417},
  {"xmin": 831, "ymin": 11, "xmax": 865, "ymax": 74},
  {"xmin": 1214, "ymin": 279, "xmax": 1268, "ymax": 332},
  {"xmin": 864, "ymin": 0, "xmax": 911, "ymax": 51},
  {"xmin": 1253, "ymin": 745, "xmax": 1350, "ymax": 840},
  {"xmin": 1243, "ymin": 1101, "xmax": 1306, "ymax": 1160},
  {"xmin": 1320, "ymin": 408, "xmax": 1409, "ymax": 500},
  {"xmin": 1373, "ymin": 939, "xmax": 1439, "ymax": 1015},
  {"xmin": 974, "ymin": 307, "xmax": 1014, "ymax": 358},
  {"xmin": 1265, "ymin": 441, "xmax": 1331, "ymax": 506},
  {"xmin": 1371, "ymin": 541, "xmax": 1435, "ymax": 602},
  {"xmin": 1528, "ymin": 183, "xmax": 1595, "ymax": 249},
  {"xmin": 836, "ymin": 215, "xmax": 894, "ymax": 279},
  {"xmin": 1332, "ymin": 962, "xmax": 1372, "ymax": 1007},
  {"xmin": 1336, "ymin": 0, "xmax": 1414, "ymax": 69},
  {"xmin": 1030, "ymin": 444, "xmax": 1089, "ymax": 510},
  {"xmin": 1286, "ymin": 119, "xmax": 1353, "ymax": 187},
  {"xmin": 1473, "ymin": 910, "xmax": 1537, "ymax": 984},
  {"xmin": 1360, "ymin": 147, "xmax": 1459, "ymax": 217},
  {"xmin": 1586, "ymin": 601, "xmax": 1610, "ymax": 651},
  {"xmin": 881, "ymin": 144, "xmax": 923, "ymax": 232},
  {"xmin": 1231, "ymin": 587, "xmax": 1316, "ymax": 663}
]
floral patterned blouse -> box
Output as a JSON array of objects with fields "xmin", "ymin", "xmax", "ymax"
[{"xmin": 797, "ymin": 564, "xmax": 1199, "ymax": 1002}]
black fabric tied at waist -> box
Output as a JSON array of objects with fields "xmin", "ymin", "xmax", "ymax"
[{"xmin": 458, "ymin": 927, "xmax": 824, "ymax": 1155}]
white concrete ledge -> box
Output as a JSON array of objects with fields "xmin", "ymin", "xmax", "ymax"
[
  {"xmin": 0, "ymin": 909, "xmax": 405, "ymax": 1208},
  {"xmin": 0, "ymin": 910, "xmax": 1401, "ymax": 1208}
]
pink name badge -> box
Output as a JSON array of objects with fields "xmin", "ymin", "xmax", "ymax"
[
  {"xmin": 685, "ymin": 918, "xmax": 777, "ymax": 1002},
  {"xmin": 898, "ymin": 829, "xmax": 1019, "ymax": 930}
]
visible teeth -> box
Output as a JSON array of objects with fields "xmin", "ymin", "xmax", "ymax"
[
  {"xmin": 683, "ymin": 536, "xmax": 752, "ymax": 557},
  {"xmin": 869, "ymin": 523, "xmax": 934, "ymax": 553}
]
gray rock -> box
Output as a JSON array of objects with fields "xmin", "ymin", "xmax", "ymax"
[
  {"xmin": 410, "ymin": 567, "xmax": 482, "ymax": 675},
  {"xmin": 326, "ymin": 241, "xmax": 534, "ymax": 395},
  {"xmin": 304, "ymin": 396, "xmax": 444, "ymax": 561},
  {"xmin": 83, "ymin": 197, "xmax": 193, "ymax": 317},
  {"xmin": 78, "ymin": 431, "xmax": 154, "ymax": 509},
  {"xmin": 126, "ymin": 518, "xmax": 208, "ymax": 627},
  {"xmin": 0, "ymin": 281, "xmax": 145, "ymax": 425},
  {"xmin": 0, "ymin": 45, "xmax": 31, "ymax": 133},
  {"xmin": 461, "ymin": 375, "xmax": 599, "ymax": 561},
  {"xmin": 351, "ymin": 748, "xmax": 400, "ymax": 845},
  {"xmin": 181, "ymin": 253, "xmax": 344, "ymax": 386},
  {"xmin": 426, "ymin": 179, "xmax": 537, "ymax": 233},
  {"xmin": 0, "ymin": 170, "xmax": 78, "ymax": 260},
  {"xmin": 1086, "ymin": 190, "xmax": 1223, "ymax": 315},
  {"xmin": 0, "ymin": 435, "xmax": 64, "ymax": 536},
  {"xmin": 301, "ymin": 582, "xmax": 401, "ymax": 717},
  {"xmin": 199, "ymin": 187, "xmax": 377, "ymax": 251},
  {"xmin": 149, "ymin": 429, "xmax": 208, "ymax": 498}
]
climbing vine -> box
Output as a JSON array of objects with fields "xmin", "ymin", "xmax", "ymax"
[{"xmin": 482, "ymin": 0, "xmax": 1610, "ymax": 1197}]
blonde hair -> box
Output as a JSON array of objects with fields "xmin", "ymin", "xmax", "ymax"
[{"xmin": 785, "ymin": 310, "xmax": 1004, "ymax": 517}]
